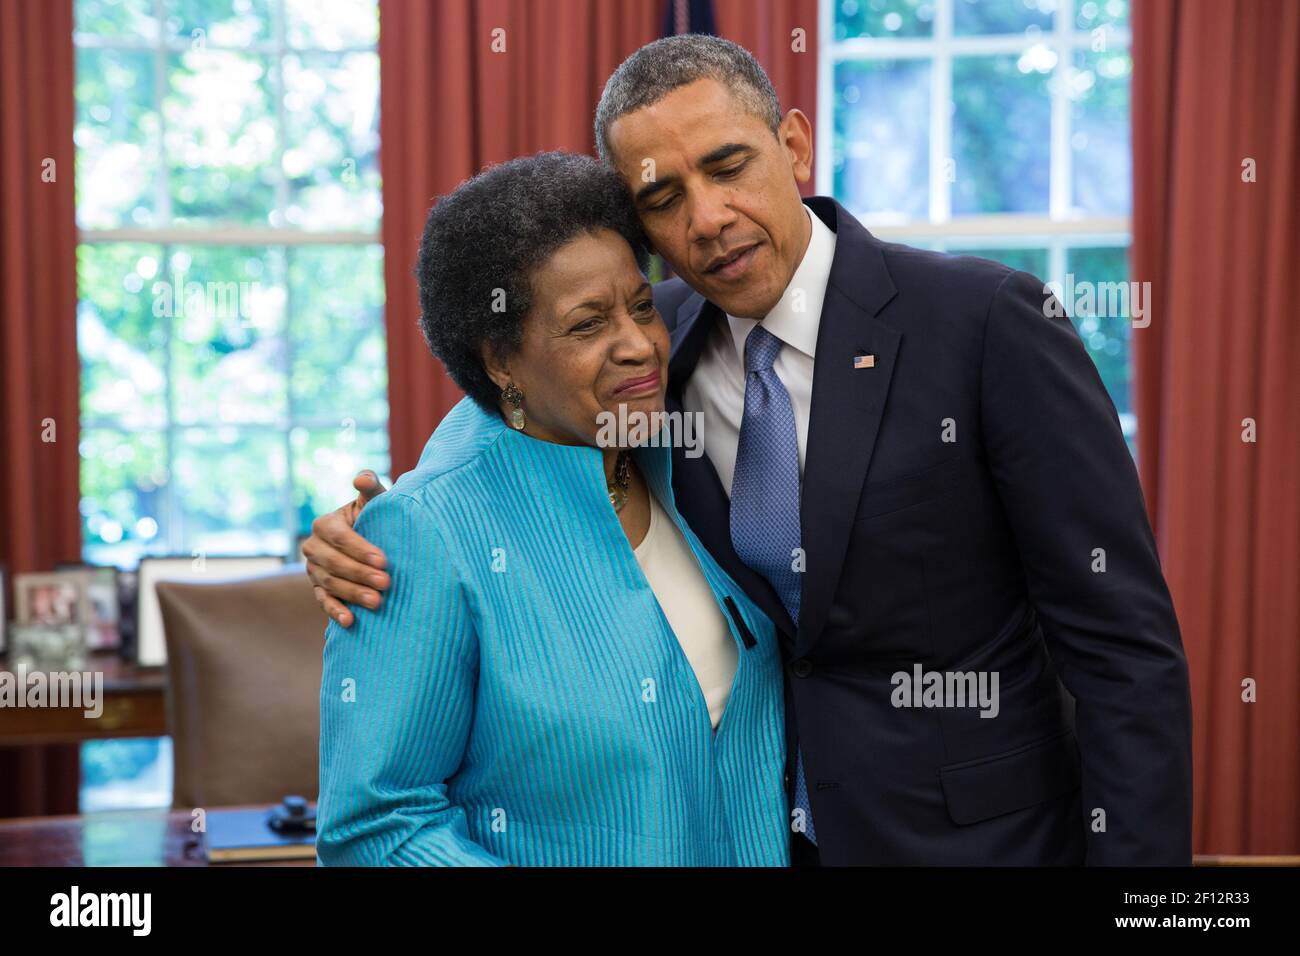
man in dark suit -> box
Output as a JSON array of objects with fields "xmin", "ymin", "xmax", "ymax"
[{"xmin": 304, "ymin": 36, "xmax": 1192, "ymax": 865}]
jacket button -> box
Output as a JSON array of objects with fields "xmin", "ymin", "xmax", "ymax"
[{"xmin": 792, "ymin": 659, "xmax": 813, "ymax": 678}]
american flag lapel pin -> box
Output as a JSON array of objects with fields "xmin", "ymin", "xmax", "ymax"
[{"xmin": 853, "ymin": 353, "xmax": 876, "ymax": 369}]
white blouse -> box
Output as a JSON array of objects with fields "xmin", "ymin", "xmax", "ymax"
[{"xmin": 633, "ymin": 492, "xmax": 739, "ymax": 729}]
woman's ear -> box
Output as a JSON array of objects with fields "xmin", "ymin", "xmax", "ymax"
[{"xmin": 480, "ymin": 342, "xmax": 512, "ymax": 392}]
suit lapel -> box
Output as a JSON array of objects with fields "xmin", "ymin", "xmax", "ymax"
[{"xmin": 796, "ymin": 199, "xmax": 900, "ymax": 657}]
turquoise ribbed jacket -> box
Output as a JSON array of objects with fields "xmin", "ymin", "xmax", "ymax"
[{"xmin": 317, "ymin": 397, "xmax": 790, "ymax": 866}]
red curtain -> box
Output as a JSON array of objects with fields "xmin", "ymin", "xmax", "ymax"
[
  {"xmin": 378, "ymin": 0, "xmax": 661, "ymax": 474},
  {"xmin": 714, "ymin": 0, "xmax": 819, "ymax": 197},
  {"xmin": 0, "ymin": 0, "xmax": 84, "ymax": 817},
  {"xmin": 1132, "ymin": 0, "xmax": 1300, "ymax": 854},
  {"xmin": 377, "ymin": 0, "xmax": 820, "ymax": 473}
]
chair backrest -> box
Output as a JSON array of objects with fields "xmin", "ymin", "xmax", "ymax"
[{"xmin": 157, "ymin": 570, "xmax": 325, "ymax": 809}]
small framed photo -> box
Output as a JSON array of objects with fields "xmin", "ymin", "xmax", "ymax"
[
  {"xmin": 57, "ymin": 564, "xmax": 122, "ymax": 651},
  {"xmin": 15, "ymin": 571, "xmax": 90, "ymax": 627}
]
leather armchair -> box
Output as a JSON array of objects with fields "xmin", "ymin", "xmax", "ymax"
[{"xmin": 157, "ymin": 569, "xmax": 324, "ymax": 809}]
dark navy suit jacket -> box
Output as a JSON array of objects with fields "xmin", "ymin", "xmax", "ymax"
[{"xmin": 652, "ymin": 196, "xmax": 1193, "ymax": 865}]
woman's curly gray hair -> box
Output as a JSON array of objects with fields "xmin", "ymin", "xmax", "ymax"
[{"xmin": 415, "ymin": 151, "xmax": 650, "ymax": 411}]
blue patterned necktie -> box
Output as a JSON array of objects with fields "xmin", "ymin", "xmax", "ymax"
[{"xmin": 728, "ymin": 324, "xmax": 817, "ymax": 845}]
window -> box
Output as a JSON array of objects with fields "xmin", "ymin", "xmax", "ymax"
[
  {"xmin": 74, "ymin": 0, "xmax": 388, "ymax": 568},
  {"xmin": 819, "ymin": 0, "xmax": 1135, "ymax": 445}
]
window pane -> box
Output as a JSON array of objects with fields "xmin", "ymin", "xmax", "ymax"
[
  {"xmin": 162, "ymin": 0, "xmax": 273, "ymax": 46},
  {"xmin": 954, "ymin": 0, "xmax": 1054, "ymax": 37},
  {"xmin": 75, "ymin": 0, "xmax": 158, "ymax": 40},
  {"xmin": 164, "ymin": 50, "xmax": 277, "ymax": 226},
  {"xmin": 291, "ymin": 428, "xmax": 390, "ymax": 538},
  {"xmin": 834, "ymin": 59, "xmax": 930, "ymax": 221},
  {"xmin": 1062, "ymin": 245, "xmax": 1133, "ymax": 428},
  {"xmin": 78, "ymin": 243, "xmax": 167, "ymax": 428},
  {"xmin": 950, "ymin": 246, "xmax": 1048, "ymax": 277},
  {"xmin": 80, "ymin": 429, "xmax": 167, "ymax": 567},
  {"xmin": 172, "ymin": 427, "xmax": 289, "ymax": 555},
  {"xmin": 1070, "ymin": 49, "xmax": 1132, "ymax": 217},
  {"xmin": 285, "ymin": 0, "xmax": 379, "ymax": 49},
  {"xmin": 168, "ymin": 245, "xmax": 287, "ymax": 425},
  {"xmin": 1076, "ymin": 0, "xmax": 1129, "ymax": 32},
  {"xmin": 282, "ymin": 52, "xmax": 381, "ymax": 230},
  {"xmin": 834, "ymin": 0, "xmax": 935, "ymax": 39},
  {"xmin": 75, "ymin": 47, "xmax": 160, "ymax": 229},
  {"xmin": 952, "ymin": 54, "xmax": 1052, "ymax": 215},
  {"xmin": 289, "ymin": 245, "xmax": 387, "ymax": 423}
]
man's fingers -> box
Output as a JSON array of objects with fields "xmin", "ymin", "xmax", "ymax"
[
  {"xmin": 315, "ymin": 587, "xmax": 354, "ymax": 629},
  {"xmin": 353, "ymin": 469, "xmax": 388, "ymax": 503},
  {"xmin": 308, "ymin": 565, "xmax": 383, "ymax": 610},
  {"xmin": 330, "ymin": 542, "xmax": 388, "ymax": 589},
  {"xmin": 311, "ymin": 510, "xmax": 389, "ymax": 572},
  {"xmin": 305, "ymin": 543, "xmax": 388, "ymax": 599}
]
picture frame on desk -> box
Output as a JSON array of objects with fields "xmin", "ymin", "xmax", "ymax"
[
  {"xmin": 14, "ymin": 570, "xmax": 91, "ymax": 637},
  {"xmin": 134, "ymin": 555, "xmax": 287, "ymax": 667},
  {"xmin": 56, "ymin": 563, "xmax": 122, "ymax": 651}
]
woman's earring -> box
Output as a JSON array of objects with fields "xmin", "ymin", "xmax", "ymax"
[{"xmin": 502, "ymin": 381, "xmax": 526, "ymax": 430}]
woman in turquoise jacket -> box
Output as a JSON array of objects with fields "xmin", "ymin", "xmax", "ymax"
[{"xmin": 316, "ymin": 153, "xmax": 789, "ymax": 867}]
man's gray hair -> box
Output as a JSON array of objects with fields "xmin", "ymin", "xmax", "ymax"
[{"xmin": 594, "ymin": 35, "xmax": 782, "ymax": 166}]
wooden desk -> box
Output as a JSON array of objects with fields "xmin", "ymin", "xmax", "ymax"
[
  {"xmin": 0, "ymin": 652, "xmax": 167, "ymax": 745},
  {"xmin": 0, "ymin": 807, "xmax": 1290, "ymax": 867},
  {"xmin": 0, "ymin": 806, "xmax": 315, "ymax": 866}
]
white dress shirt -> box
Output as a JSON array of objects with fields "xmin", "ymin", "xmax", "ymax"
[{"xmin": 681, "ymin": 204, "xmax": 838, "ymax": 497}]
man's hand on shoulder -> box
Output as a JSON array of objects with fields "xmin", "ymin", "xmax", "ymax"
[{"xmin": 304, "ymin": 469, "xmax": 391, "ymax": 628}]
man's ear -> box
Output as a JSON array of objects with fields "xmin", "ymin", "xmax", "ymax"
[{"xmin": 778, "ymin": 108, "xmax": 814, "ymax": 185}]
